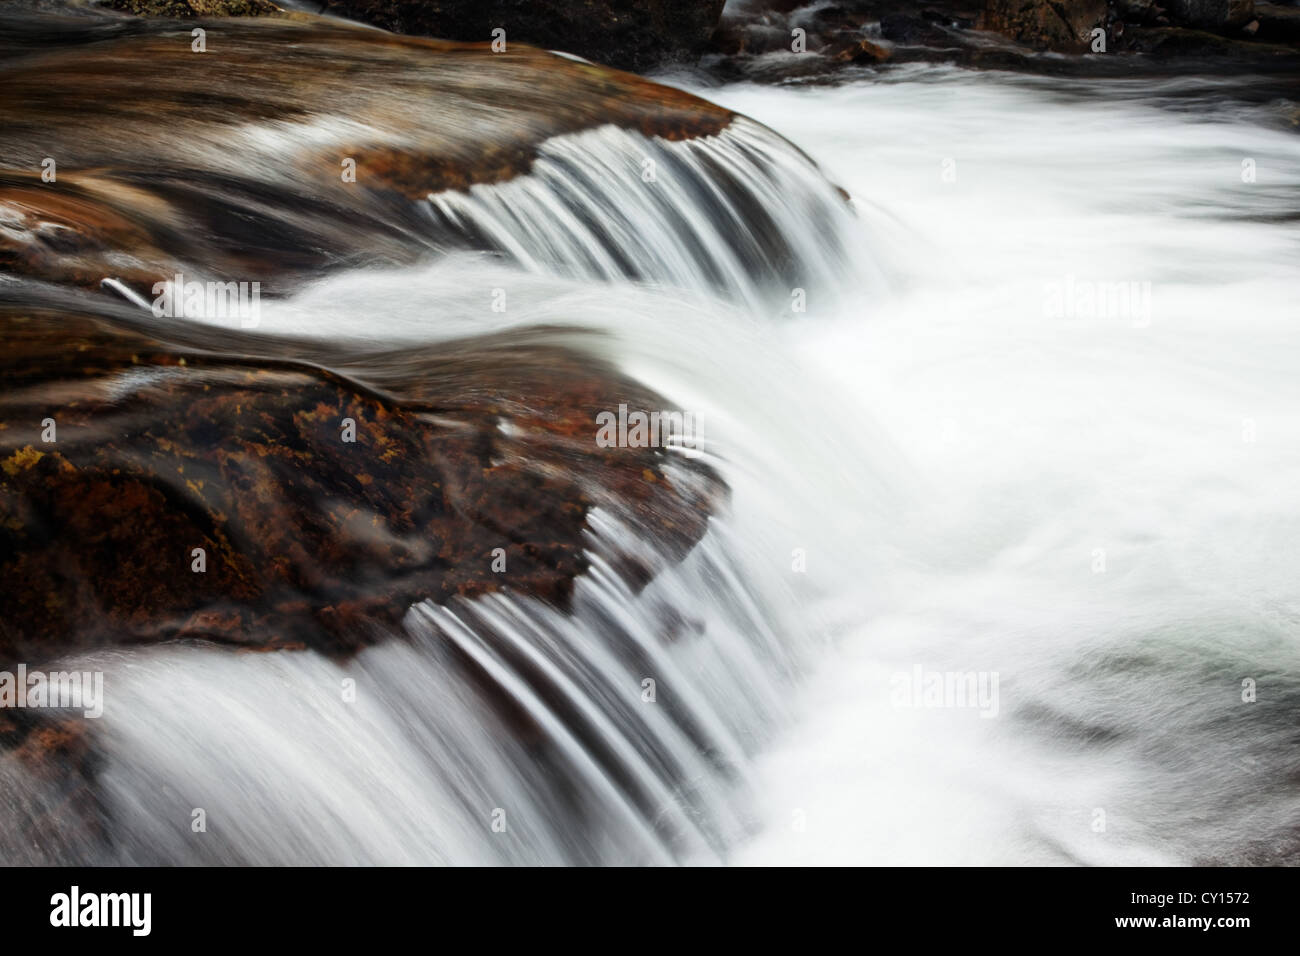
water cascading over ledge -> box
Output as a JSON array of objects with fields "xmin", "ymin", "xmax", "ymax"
[
  {"xmin": 0, "ymin": 7, "xmax": 858, "ymax": 863},
  {"xmin": 0, "ymin": 10, "xmax": 859, "ymax": 307}
]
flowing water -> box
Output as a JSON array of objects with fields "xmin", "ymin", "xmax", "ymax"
[{"xmin": 6, "ymin": 64, "xmax": 1300, "ymax": 865}]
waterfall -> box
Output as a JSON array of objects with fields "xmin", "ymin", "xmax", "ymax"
[
  {"xmin": 5, "ymin": 25, "xmax": 1298, "ymax": 867},
  {"xmin": 0, "ymin": 76, "xmax": 886, "ymax": 865},
  {"xmin": 1, "ymin": 523, "xmax": 805, "ymax": 864},
  {"xmin": 422, "ymin": 118, "xmax": 874, "ymax": 310}
]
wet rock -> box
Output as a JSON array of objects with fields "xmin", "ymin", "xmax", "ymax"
[
  {"xmin": 1162, "ymin": 0, "xmax": 1255, "ymax": 29},
  {"xmin": 99, "ymin": 0, "xmax": 282, "ymax": 13},
  {"xmin": 1125, "ymin": 22, "xmax": 1294, "ymax": 53},
  {"xmin": 922, "ymin": 7, "xmax": 977, "ymax": 29},
  {"xmin": 981, "ymin": 0, "xmax": 1109, "ymax": 51},
  {"xmin": 312, "ymin": 0, "xmax": 727, "ymax": 72},
  {"xmin": 1113, "ymin": 0, "xmax": 1166, "ymax": 24},
  {"xmin": 798, "ymin": 4, "xmax": 870, "ymax": 34},
  {"xmin": 710, "ymin": 18, "xmax": 794, "ymax": 56},
  {"xmin": 0, "ymin": 299, "xmax": 726, "ymax": 667},
  {"xmin": 824, "ymin": 31, "xmax": 893, "ymax": 62},
  {"xmin": 880, "ymin": 11, "xmax": 962, "ymax": 44},
  {"xmin": 0, "ymin": 11, "xmax": 733, "ymax": 293},
  {"xmin": 1254, "ymin": 2, "xmax": 1300, "ymax": 42}
]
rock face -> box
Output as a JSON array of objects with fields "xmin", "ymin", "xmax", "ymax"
[
  {"xmin": 0, "ymin": 5, "xmax": 750, "ymax": 848},
  {"xmin": 0, "ymin": 8, "xmax": 738, "ymax": 670},
  {"xmin": 0, "ymin": 298, "xmax": 725, "ymax": 667},
  {"xmin": 1162, "ymin": 0, "xmax": 1256, "ymax": 29},
  {"xmin": 1254, "ymin": 3, "xmax": 1300, "ymax": 43},
  {"xmin": 100, "ymin": 0, "xmax": 282, "ymax": 14},
  {"xmin": 1112, "ymin": 0, "xmax": 1164, "ymax": 24},
  {"xmin": 0, "ymin": 11, "xmax": 732, "ymax": 295},
  {"xmin": 315, "ymin": 0, "xmax": 727, "ymax": 71},
  {"xmin": 981, "ymin": 0, "xmax": 1109, "ymax": 52}
]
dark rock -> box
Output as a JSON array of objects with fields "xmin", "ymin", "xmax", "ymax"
[
  {"xmin": 880, "ymin": 11, "xmax": 961, "ymax": 44},
  {"xmin": 313, "ymin": 0, "xmax": 727, "ymax": 72},
  {"xmin": 1113, "ymin": 0, "xmax": 1166, "ymax": 24},
  {"xmin": 1127, "ymin": 22, "xmax": 1293, "ymax": 52},
  {"xmin": 707, "ymin": 0, "xmax": 1300, "ymax": 80},
  {"xmin": 1162, "ymin": 0, "xmax": 1255, "ymax": 29},
  {"xmin": 0, "ymin": 8, "xmax": 753, "ymax": 669},
  {"xmin": 981, "ymin": 0, "xmax": 1109, "ymax": 51},
  {"xmin": 711, "ymin": 19, "xmax": 794, "ymax": 56},
  {"xmin": 99, "ymin": 0, "xmax": 282, "ymax": 13},
  {"xmin": 1254, "ymin": 2, "xmax": 1300, "ymax": 41},
  {"xmin": 922, "ymin": 6, "xmax": 977, "ymax": 28},
  {"xmin": 0, "ymin": 301, "xmax": 726, "ymax": 667},
  {"xmin": 824, "ymin": 31, "xmax": 893, "ymax": 61},
  {"xmin": 798, "ymin": 4, "xmax": 868, "ymax": 34},
  {"xmin": 0, "ymin": 12, "xmax": 732, "ymax": 294}
]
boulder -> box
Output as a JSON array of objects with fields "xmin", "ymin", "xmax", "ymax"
[
  {"xmin": 1112, "ymin": 0, "xmax": 1165, "ymax": 24},
  {"xmin": 0, "ymin": 301, "xmax": 725, "ymax": 667},
  {"xmin": 824, "ymin": 32, "xmax": 893, "ymax": 62},
  {"xmin": 0, "ymin": 12, "xmax": 732, "ymax": 294},
  {"xmin": 981, "ymin": 0, "xmax": 1109, "ymax": 51},
  {"xmin": 314, "ymin": 0, "xmax": 727, "ymax": 71},
  {"xmin": 0, "ymin": 9, "xmax": 739, "ymax": 668},
  {"xmin": 1126, "ymin": 22, "xmax": 1294, "ymax": 53},
  {"xmin": 1162, "ymin": 0, "xmax": 1255, "ymax": 29},
  {"xmin": 1254, "ymin": 2, "xmax": 1300, "ymax": 42},
  {"xmin": 881, "ymin": 11, "xmax": 961, "ymax": 44}
]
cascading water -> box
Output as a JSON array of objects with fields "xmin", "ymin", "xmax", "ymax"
[
  {"xmin": 0, "ymin": 97, "xmax": 887, "ymax": 864},
  {"xmin": 4, "ymin": 52, "xmax": 1298, "ymax": 867},
  {"xmin": 422, "ymin": 118, "xmax": 877, "ymax": 309}
]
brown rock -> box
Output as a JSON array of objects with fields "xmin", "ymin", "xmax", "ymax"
[
  {"xmin": 100, "ymin": 0, "xmax": 282, "ymax": 13},
  {"xmin": 0, "ymin": 12, "xmax": 733, "ymax": 294},
  {"xmin": 981, "ymin": 0, "xmax": 1109, "ymax": 51},
  {"xmin": 0, "ymin": 303, "xmax": 726, "ymax": 667},
  {"xmin": 825, "ymin": 33, "xmax": 893, "ymax": 62}
]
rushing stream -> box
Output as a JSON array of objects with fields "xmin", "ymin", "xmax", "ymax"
[
  {"xmin": 712, "ymin": 69, "xmax": 1300, "ymax": 865},
  {"xmin": 4, "ymin": 56, "xmax": 1299, "ymax": 865}
]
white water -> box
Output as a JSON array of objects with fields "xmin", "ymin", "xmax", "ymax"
[
  {"xmin": 8, "ymin": 67, "xmax": 1299, "ymax": 865},
  {"xmin": 709, "ymin": 69, "xmax": 1300, "ymax": 865}
]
